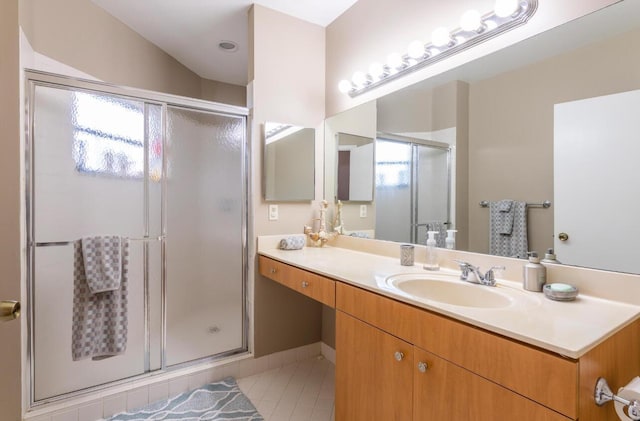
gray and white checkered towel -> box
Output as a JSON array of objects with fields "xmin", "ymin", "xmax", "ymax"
[
  {"xmin": 82, "ymin": 236, "xmax": 122, "ymax": 293},
  {"xmin": 489, "ymin": 201, "xmax": 528, "ymax": 259},
  {"xmin": 72, "ymin": 239, "xmax": 129, "ymax": 361}
]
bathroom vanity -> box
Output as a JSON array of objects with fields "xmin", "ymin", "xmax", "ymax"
[{"xmin": 258, "ymin": 238, "xmax": 640, "ymax": 421}]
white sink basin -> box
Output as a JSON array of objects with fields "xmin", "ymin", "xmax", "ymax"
[{"xmin": 385, "ymin": 273, "xmax": 523, "ymax": 309}]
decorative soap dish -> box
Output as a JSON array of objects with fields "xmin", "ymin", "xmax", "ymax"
[{"xmin": 543, "ymin": 283, "xmax": 579, "ymax": 301}]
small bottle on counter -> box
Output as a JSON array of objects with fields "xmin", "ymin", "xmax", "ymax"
[
  {"xmin": 523, "ymin": 251, "xmax": 547, "ymax": 292},
  {"xmin": 541, "ymin": 248, "xmax": 561, "ymax": 264},
  {"xmin": 445, "ymin": 229, "xmax": 457, "ymax": 250},
  {"xmin": 424, "ymin": 231, "xmax": 440, "ymax": 271}
]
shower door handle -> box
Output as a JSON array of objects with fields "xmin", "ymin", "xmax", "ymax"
[{"xmin": 0, "ymin": 300, "xmax": 20, "ymax": 322}]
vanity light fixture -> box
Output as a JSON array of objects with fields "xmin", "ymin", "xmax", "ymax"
[{"xmin": 338, "ymin": 0, "xmax": 537, "ymax": 97}]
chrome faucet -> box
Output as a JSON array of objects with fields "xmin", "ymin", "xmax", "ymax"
[{"xmin": 454, "ymin": 260, "xmax": 505, "ymax": 286}]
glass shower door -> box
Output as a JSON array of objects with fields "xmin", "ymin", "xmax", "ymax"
[
  {"xmin": 30, "ymin": 85, "xmax": 162, "ymax": 400},
  {"xmin": 164, "ymin": 106, "xmax": 246, "ymax": 366}
]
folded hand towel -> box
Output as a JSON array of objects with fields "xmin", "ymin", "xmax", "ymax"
[
  {"xmin": 496, "ymin": 200, "xmax": 515, "ymax": 235},
  {"xmin": 278, "ymin": 236, "xmax": 305, "ymax": 250},
  {"xmin": 72, "ymin": 239, "xmax": 129, "ymax": 361},
  {"xmin": 82, "ymin": 236, "xmax": 122, "ymax": 293}
]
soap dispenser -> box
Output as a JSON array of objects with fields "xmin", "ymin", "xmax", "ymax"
[
  {"xmin": 445, "ymin": 229, "xmax": 457, "ymax": 250},
  {"xmin": 523, "ymin": 251, "xmax": 547, "ymax": 292},
  {"xmin": 541, "ymin": 248, "xmax": 561, "ymax": 264},
  {"xmin": 424, "ymin": 231, "xmax": 440, "ymax": 271}
]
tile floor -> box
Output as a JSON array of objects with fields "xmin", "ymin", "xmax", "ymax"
[{"xmin": 237, "ymin": 355, "xmax": 335, "ymax": 421}]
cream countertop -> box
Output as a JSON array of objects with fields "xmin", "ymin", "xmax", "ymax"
[{"xmin": 257, "ymin": 235, "xmax": 640, "ymax": 359}]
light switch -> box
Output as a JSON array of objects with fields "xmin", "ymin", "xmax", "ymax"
[
  {"xmin": 269, "ymin": 204, "xmax": 279, "ymax": 221},
  {"xmin": 360, "ymin": 205, "xmax": 367, "ymax": 218}
]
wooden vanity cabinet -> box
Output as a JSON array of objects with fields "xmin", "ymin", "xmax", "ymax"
[
  {"xmin": 336, "ymin": 282, "xmax": 576, "ymax": 421},
  {"xmin": 259, "ymin": 255, "xmax": 640, "ymax": 421},
  {"xmin": 336, "ymin": 311, "xmax": 413, "ymax": 420},
  {"xmin": 258, "ymin": 256, "xmax": 336, "ymax": 307}
]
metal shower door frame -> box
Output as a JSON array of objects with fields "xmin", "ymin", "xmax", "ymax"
[{"xmin": 24, "ymin": 70, "xmax": 250, "ymax": 407}]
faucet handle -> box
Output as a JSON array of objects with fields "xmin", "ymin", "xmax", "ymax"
[
  {"xmin": 482, "ymin": 266, "xmax": 506, "ymax": 286},
  {"xmin": 453, "ymin": 260, "xmax": 474, "ymax": 281}
]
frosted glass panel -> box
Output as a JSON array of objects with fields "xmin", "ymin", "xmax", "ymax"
[
  {"xmin": 165, "ymin": 106, "xmax": 245, "ymax": 366},
  {"xmin": 33, "ymin": 243, "xmax": 146, "ymax": 400},
  {"xmin": 415, "ymin": 146, "xmax": 450, "ymax": 245},
  {"xmin": 375, "ymin": 139, "xmax": 412, "ymax": 243},
  {"xmin": 31, "ymin": 86, "xmax": 150, "ymax": 399},
  {"xmin": 33, "ymin": 86, "xmax": 145, "ymax": 241}
]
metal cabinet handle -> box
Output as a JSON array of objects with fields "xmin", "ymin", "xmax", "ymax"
[
  {"xmin": 417, "ymin": 361, "xmax": 428, "ymax": 373},
  {"xmin": 270, "ymin": 268, "xmax": 277, "ymax": 274},
  {"xmin": 301, "ymin": 281, "xmax": 309, "ymax": 288},
  {"xmin": 558, "ymin": 232, "xmax": 569, "ymax": 241},
  {"xmin": 0, "ymin": 300, "xmax": 20, "ymax": 322},
  {"xmin": 394, "ymin": 351, "xmax": 404, "ymax": 362}
]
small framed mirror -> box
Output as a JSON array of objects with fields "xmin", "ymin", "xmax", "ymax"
[
  {"xmin": 336, "ymin": 132, "xmax": 374, "ymax": 202},
  {"xmin": 263, "ymin": 122, "xmax": 315, "ymax": 201}
]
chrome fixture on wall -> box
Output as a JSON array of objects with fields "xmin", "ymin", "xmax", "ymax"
[{"xmin": 338, "ymin": 0, "xmax": 538, "ymax": 97}]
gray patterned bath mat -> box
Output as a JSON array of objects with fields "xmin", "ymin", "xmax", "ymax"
[{"xmin": 108, "ymin": 377, "xmax": 263, "ymax": 420}]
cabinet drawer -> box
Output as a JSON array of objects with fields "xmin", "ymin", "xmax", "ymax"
[
  {"xmin": 412, "ymin": 307, "xmax": 578, "ymax": 419},
  {"xmin": 259, "ymin": 256, "xmax": 335, "ymax": 307},
  {"xmin": 336, "ymin": 282, "xmax": 413, "ymax": 342}
]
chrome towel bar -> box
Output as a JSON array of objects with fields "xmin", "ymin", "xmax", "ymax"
[{"xmin": 479, "ymin": 200, "xmax": 551, "ymax": 208}]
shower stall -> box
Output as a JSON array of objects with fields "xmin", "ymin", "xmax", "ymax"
[
  {"xmin": 375, "ymin": 137, "xmax": 453, "ymax": 244},
  {"xmin": 25, "ymin": 71, "xmax": 248, "ymax": 405}
]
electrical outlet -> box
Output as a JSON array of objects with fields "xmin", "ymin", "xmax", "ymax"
[
  {"xmin": 268, "ymin": 204, "xmax": 279, "ymax": 221},
  {"xmin": 360, "ymin": 204, "xmax": 367, "ymax": 218}
]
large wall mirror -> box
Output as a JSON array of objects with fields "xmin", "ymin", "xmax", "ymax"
[
  {"xmin": 324, "ymin": 1, "xmax": 640, "ymax": 274},
  {"xmin": 264, "ymin": 122, "xmax": 315, "ymax": 201}
]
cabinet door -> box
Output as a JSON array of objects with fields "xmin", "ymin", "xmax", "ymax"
[
  {"xmin": 413, "ymin": 347, "xmax": 573, "ymax": 421},
  {"xmin": 336, "ymin": 311, "xmax": 413, "ymax": 421}
]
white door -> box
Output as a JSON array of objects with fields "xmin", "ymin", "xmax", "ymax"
[
  {"xmin": 0, "ymin": 0, "xmax": 23, "ymax": 418},
  {"xmin": 554, "ymin": 89, "xmax": 640, "ymax": 273}
]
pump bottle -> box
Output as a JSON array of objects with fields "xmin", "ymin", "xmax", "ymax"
[
  {"xmin": 523, "ymin": 251, "xmax": 547, "ymax": 292},
  {"xmin": 424, "ymin": 231, "xmax": 440, "ymax": 271},
  {"xmin": 445, "ymin": 229, "xmax": 457, "ymax": 250}
]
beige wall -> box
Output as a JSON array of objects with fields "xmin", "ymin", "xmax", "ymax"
[
  {"xmin": 20, "ymin": 0, "xmax": 246, "ymax": 106},
  {"xmin": 250, "ymin": 5, "xmax": 326, "ymax": 357},
  {"xmin": 468, "ymin": 26, "xmax": 640, "ymax": 255},
  {"xmin": 325, "ymin": 0, "xmax": 619, "ymax": 117},
  {"xmin": 0, "ymin": 0, "xmax": 23, "ymax": 418},
  {"xmin": 200, "ymin": 79, "xmax": 246, "ymax": 107}
]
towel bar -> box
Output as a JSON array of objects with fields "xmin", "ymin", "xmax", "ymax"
[
  {"xmin": 479, "ymin": 200, "xmax": 551, "ymax": 208},
  {"xmin": 33, "ymin": 236, "xmax": 164, "ymax": 247}
]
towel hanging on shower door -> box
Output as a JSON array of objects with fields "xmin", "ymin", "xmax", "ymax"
[
  {"xmin": 489, "ymin": 201, "xmax": 528, "ymax": 259},
  {"xmin": 72, "ymin": 237, "xmax": 129, "ymax": 361}
]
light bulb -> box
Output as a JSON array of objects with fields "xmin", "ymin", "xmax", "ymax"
[
  {"xmin": 352, "ymin": 71, "xmax": 367, "ymax": 87},
  {"xmin": 338, "ymin": 80, "xmax": 352, "ymax": 94},
  {"xmin": 431, "ymin": 27, "xmax": 452, "ymax": 47},
  {"xmin": 460, "ymin": 9, "xmax": 482, "ymax": 31},
  {"xmin": 495, "ymin": 0, "xmax": 519, "ymax": 18},
  {"xmin": 407, "ymin": 40, "xmax": 425, "ymax": 59},
  {"xmin": 387, "ymin": 52, "xmax": 404, "ymax": 70},
  {"xmin": 369, "ymin": 62, "xmax": 385, "ymax": 81}
]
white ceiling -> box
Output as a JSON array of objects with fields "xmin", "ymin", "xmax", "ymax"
[{"xmin": 91, "ymin": 0, "xmax": 358, "ymax": 86}]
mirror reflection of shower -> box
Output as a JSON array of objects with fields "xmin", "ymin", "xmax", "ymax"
[{"xmin": 375, "ymin": 136, "xmax": 454, "ymax": 246}]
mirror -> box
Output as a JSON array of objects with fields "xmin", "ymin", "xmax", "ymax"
[
  {"xmin": 324, "ymin": 1, "xmax": 640, "ymax": 274},
  {"xmin": 336, "ymin": 133, "xmax": 374, "ymax": 202},
  {"xmin": 264, "ymin": 122, "xmax": 315, "ymax": 201}
]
